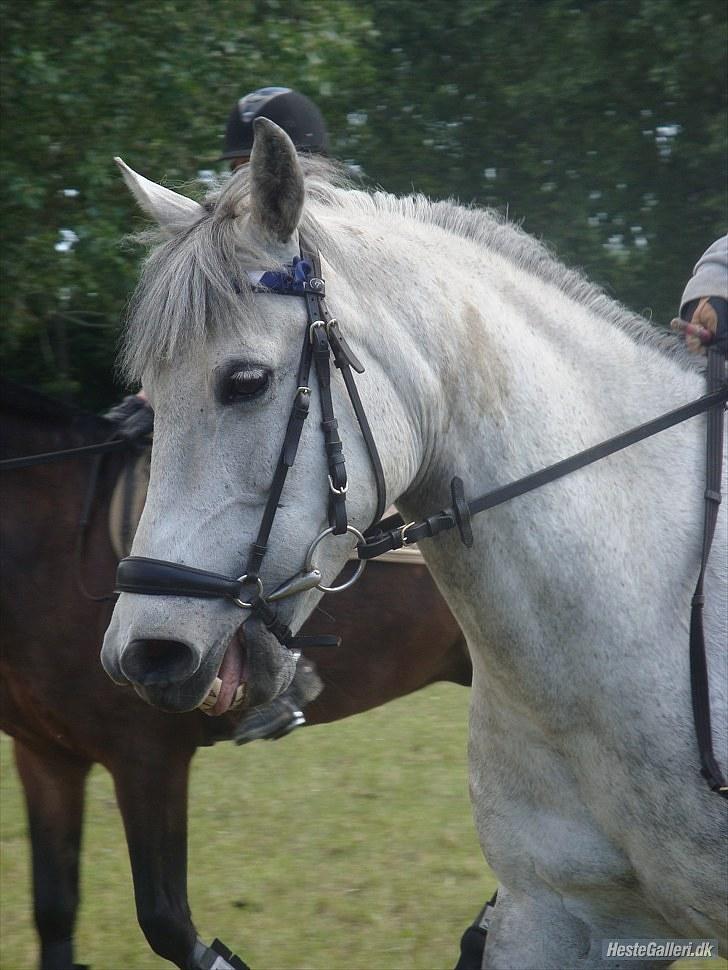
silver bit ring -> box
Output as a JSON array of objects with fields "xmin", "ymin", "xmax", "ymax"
[{"xmin": 304, "ymin": 525, "xmax": 367, "ymax": 594}]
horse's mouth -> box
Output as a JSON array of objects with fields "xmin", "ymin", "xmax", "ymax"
[
  {"xmin": 119, "ymin": 611, "xmax": 297, "ymax": 715},
  {"xmin": 197, "ymin": 625, "xmax": 249, "ymax": 717}
]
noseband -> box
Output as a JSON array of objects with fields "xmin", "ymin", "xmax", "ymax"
[{"xmin": 115, "ymin": 242, "xmax": 387, "ymax": 650}]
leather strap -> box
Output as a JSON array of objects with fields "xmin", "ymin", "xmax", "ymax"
[
  {"xmin": 0, "ymin": 436, "xmax": 127, "ymax": 470},
  {"xmin": 306, "ymin": 247, "xmax": 387, "ymax": 527},
  {"xmin": 245, "ymin": 324, "xmax": 314, "ymax": 579},
  {"xmin": 689, "ymin": 346, "xmax": 728, "ymax": 798},
  {"xmin": 359, "ymin": 384, "xmax": 728, "ymax": 559},
  {"xmin": 358, "ymin": 361, "xmax": 728, "ymax": 802},
  {"xmin": 116, "ymin": 556, "xmax": 244, "ymax": 600},
  {"xmin": 333, "ymin": 343, "xmax": 388, "ymax": 526},
  {"xmin": 311, "ymin": 324, "xmax": 349, "ymax": 534}
]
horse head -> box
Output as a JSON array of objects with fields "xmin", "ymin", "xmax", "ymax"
[{"xmin": 101, "ymin": 120, "xmax": 421, "ymax": 716}]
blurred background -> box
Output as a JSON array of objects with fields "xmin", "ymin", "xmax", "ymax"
[{"xmin": 1, "ymin": 0, "xmax": 726, "ymax": 410}]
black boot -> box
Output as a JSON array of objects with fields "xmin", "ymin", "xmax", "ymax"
[{"xmin": 234, "ymin": 658, "xmax": 323, "ymax": 744}]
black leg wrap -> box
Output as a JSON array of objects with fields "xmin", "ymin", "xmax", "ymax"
[
  {"xmin": 211, "ymin": 939, "xmax": 250, "ymax": 970},
  {"xmin": 450, "ymin": 476, "xmax": 474, "ymax": 548},
  {"xmin": 190, "ymin": 937, "xmax": 250, "ymax": 970}
]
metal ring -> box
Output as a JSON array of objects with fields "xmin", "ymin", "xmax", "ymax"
[
  {"xmin": 232, "ymin": 574, "xmax": 264, "ymax": 609},
  {"xmin": 309, "ymin": 320, "xmax": 326, "ymax": 343},
  {"xmin": 304, "ymin": 525, "xmax": 367, "ymax": 594},
  {"xmin": 399, "ymin": 521, "xmax": 416, "ymax": 545},
  {"xmin": 295, "ymin": 386, "xmax": 311, "ymax": 396}
]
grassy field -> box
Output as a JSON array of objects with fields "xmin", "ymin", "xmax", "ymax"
[
  {"xmin": 1, "ymin": 683, "xmax": 724, "ymax": 970},
  {"xmin": 1, "ymin": 683, "xmax": 495, "ymax": 970}
]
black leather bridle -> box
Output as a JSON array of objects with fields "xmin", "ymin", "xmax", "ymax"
[{"xmin": 115, "ymin": 242, "xmax": 387, "ymax": 651}]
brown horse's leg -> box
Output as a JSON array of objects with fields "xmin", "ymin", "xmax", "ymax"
[
  {"xmin": 111, "ymin": 749, "xmax": 197, "ymax": 969},
  {"xmin": 13, "ymin": 739, "xmax": 91, "ymax": 970}
]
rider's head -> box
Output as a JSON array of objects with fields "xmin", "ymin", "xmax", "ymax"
[{"xmin": 220, "ymin": 86, "xmax": 329, "ymax": 171}]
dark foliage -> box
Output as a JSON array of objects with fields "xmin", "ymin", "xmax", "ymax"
[{"xmin": 1, "ymin": 0, "xmax": 725, "ymax": 409}]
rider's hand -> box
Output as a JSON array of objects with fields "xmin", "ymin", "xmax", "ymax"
[{"xmin": 671, "ymin": 297, "xmax": 723, "ymax": 354}]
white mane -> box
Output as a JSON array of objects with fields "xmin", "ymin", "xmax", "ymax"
[{"xmin": 120, "ymin": 156, "xmax": 698, "ymax": 383}]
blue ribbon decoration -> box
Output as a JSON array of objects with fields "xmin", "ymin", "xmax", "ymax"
[{"xmin": 258, "ymin": 255, "xmax": 314, "ymax": 294}]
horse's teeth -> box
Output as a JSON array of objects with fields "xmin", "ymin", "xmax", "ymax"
[
  {"xmin": 198, "ymin": 676, "xmax": 222, "ymax": 712},
  {"xmin": 231, "ymin": 682, "xmax": 247, "ymax": 710}
]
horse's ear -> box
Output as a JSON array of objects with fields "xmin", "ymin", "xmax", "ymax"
[
  {"xmin": 248, "ymin": 118, "xmax": 305, "ymax": 242},
  {"xmin": 114, "ymin": 157, "xmax": 204, "ymax": 231}
]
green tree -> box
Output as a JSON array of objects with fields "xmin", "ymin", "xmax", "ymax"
[
  {"xmin": 348, "ymin": 0, "xmax": 726, "ymax": 319},
  {"xmin": 0, "ymin": 0, "xmax": 374, "ymax": 407},
  {"xmin": 1, "ymin": 0, "xmax": 725, "ymax": 409}
]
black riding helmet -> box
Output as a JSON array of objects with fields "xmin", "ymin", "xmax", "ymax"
[{"xmin": 221, "ymin": 86, "xmax": 329, "ymax": 160}]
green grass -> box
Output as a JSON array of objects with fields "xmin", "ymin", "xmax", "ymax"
[
  {"xmin": 1, "ymin": 684, "xmax": 725, "ymax": 970},
  {"xmin": 1, "ymin": 684, "xmax": 494, "ymax": 970}
]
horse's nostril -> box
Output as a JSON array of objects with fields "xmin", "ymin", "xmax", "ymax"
[{"xmin": 121, "ymin": 638, "xmax": 198, "ymax": 687}]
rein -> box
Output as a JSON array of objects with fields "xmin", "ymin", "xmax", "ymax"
[
  {"xmin": 0, "ymin": 436, "xmax": 127, "ymax": 470},
  {"xmin": 358, "ymin": 383, "xmax": 728, "ymax": 558}
]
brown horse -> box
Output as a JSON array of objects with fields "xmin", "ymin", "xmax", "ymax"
[{"xmin": 0, "ymin": 379, "xmax": 470, "ymax": 970}]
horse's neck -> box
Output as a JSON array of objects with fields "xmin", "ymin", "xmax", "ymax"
[
  {"xmin": 386, "ymin": 237, "xmax": 701, "ymax": 496},
  {"xmin": 374, "ymin": 233, "xmax": 716, "ymax": 658}
]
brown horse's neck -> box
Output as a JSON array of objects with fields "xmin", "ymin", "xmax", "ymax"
[{"xmin": 0, "ymin": 379, "xmax": 111, "ymax": 459}]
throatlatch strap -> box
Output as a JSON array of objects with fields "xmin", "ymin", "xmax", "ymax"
[
  {"xmin": 332, "ymin": 341, "xmax": 388, "ymax": 526},
  {"xmin": 689, "ymin": 346, "xmax": 728, "ymax": 799}
]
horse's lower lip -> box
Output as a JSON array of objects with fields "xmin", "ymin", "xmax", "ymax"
[
  {"xmin": 198, "ymin": 626, "xmax": 249, "ymax": 716},
  {"xmin": 133, "ymin": 683, "xmax": 197, "ymax": 713}
]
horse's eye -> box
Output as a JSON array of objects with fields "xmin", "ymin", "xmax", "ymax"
[{"xmin": 221, "ymin": 367, "xmax": 270, "ymax": 403}]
